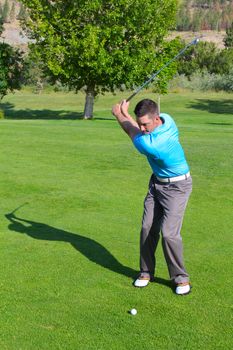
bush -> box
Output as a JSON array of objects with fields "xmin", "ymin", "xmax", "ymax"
[
  {"xmin": 214, "ymin": 69, "xmax": 233, "ymax": 92},
  {"xmin": 170, "ymin": 69, "xmax": 233, "ymax": 92},
  {"xmin": 0, "ymin": 109, "xmax": 4, "ymax": 119}
]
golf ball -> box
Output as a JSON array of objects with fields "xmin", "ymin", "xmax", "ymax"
[{"xmin": 130, "ymin": 308, "xmax": 137, "ymax": 315}]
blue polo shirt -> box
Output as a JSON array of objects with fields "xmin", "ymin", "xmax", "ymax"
[{"xmin": 133, "ymin": 113, "xmax": 189, "ymax": 178}]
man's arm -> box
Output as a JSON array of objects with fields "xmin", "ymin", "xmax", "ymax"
[{"xmin": 112, "ymin": 100, "xmax": 140, "ymax": 140}]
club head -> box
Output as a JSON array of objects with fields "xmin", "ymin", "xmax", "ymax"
[{"xmin": 191, "ymin": 36, "xmax": 203, "ymax": 45}]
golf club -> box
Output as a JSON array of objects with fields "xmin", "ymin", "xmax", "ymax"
[{"xmin": 126, "ymin": 37, "xmax": 201, "ymax": 102}]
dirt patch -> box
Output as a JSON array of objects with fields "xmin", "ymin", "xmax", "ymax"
[{"xmin": 169, "ymin": 30, "xmax": 226, "ymax": 49}]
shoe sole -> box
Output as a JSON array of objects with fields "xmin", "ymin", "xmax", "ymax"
[
  {"xmin": 177, "ymin": 290, "xmax": 191, "ymax": 296},
  {"xmin": 176, "ymin": 285, "xmax": 192, "ymax": 296},
  {"xmin": 133, "ymin": 277, "xmax": 155, "ymax": 288},
  {"xmin": 133, "ymin": 280, "xmax": 150, "ymax": 288}
]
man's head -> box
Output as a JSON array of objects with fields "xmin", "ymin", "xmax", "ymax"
[{"xmin": 134, "ymin": 99, "xmax": 162, "ymax": 134}]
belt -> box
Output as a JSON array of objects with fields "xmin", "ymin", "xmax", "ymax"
[{"xmin": 156, "ymin": 172, "xmax": 190, "ymax": 183}]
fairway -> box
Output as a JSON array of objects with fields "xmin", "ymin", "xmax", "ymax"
[{"xmin": 0, "ymin": 91, "xmax": 232, "ymax": 349}]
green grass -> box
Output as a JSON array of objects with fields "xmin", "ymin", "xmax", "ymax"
[{"xmin": 0, "ymin": 90, "xmax": 233, "ymax": 349}]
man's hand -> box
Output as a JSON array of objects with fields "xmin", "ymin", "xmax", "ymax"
[
  {"xmin": 112, "ymin": 100, "xmax": 140, "ymax": 140},
  {"xmin": 112, "ymin": 103, "xmax": 122, "ymax": 118},
  {"xmin": 120, "ymin": 99, "xmax": 131, "ymax": 118}
]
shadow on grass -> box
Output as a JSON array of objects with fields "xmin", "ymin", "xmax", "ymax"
[
  {"xmin": 1, "ymin": 102, "xmax": 84, "ymax": 120},
  {"xmin": 5, "ymin": 211, "xmax": 137, "ymax": 280},
  {"xmin": 5, "ymin": 209, "xmax": 173, "ymax": 290},
  {"xmin": 154, "ymin": 277, "xmax": 173, "ymax": 290},
  {"xmin": 0, "ymin": 102, "xmax": 115, "ymax": 121},
  {"xmin": 187, "ymin": 98, "xmax": 233, "ymax": 117}
]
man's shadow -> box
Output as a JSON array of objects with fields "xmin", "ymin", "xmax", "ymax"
[
  {"xmin": 5, "ymin": 211, "xmax": 137, "ymax": 279},
  {"xmin": 5, "ymin": 210, "xmax": 172, "ymax": 289}
]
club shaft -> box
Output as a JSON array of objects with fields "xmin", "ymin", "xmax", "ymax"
[{"xmin": 126, "ymin": 38, "xmax": 200, "ymax": 102}]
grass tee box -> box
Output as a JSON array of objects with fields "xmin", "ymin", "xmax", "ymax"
[{"xmin": 0, "ymin": 91, "xmax": 232, "ymax": 349}]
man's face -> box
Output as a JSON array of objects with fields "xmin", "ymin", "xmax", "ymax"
[{"xmin": 136, "ymin": 114, "xmax": 161, "ymax": 134}]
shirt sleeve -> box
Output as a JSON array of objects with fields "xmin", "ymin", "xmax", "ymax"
[
  {"xmin": 133, "ymin": 133, "xmax": 147, "ymax": 154},
  {"xmin": 133, "ymin": 133, "xmax": 159, "ymax": 158}
]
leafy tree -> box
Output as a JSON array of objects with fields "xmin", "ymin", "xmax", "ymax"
[
  {"xmin": 17, "ymin": 3, "xmax": 27, "ymax": 21},
  {"xmin": 176, "ymin": 0, "xmax": 233, "ymax": 31},
  {"xmin": 10, "ymin": 1, "xmax": 16, "ymax": 22},
  {"xmin": 191, "ymin": 9, "xmax": 203, "ymax": 31},
  {"xmin": 176, "ymin": 4, "xmax": 191, "ymax": 31},
  {"xmin": 224, "ymin": 22, "xmax": 233, "ymax": 48},
  {"xmin": 178, "ymin": 41, "xmax": 220, "ymax": 77},
  {"xmin": 2, "ymin": 0, "xmax": 10, "ymax": 23},
  {"xmin": 20, "ymin": 0, "xmax": 178, "ymax": 119},
  {"xmin": 177, "ymin": 38, "xmax": 233, "ymax": 80},
  {"xmin": 0, "ymin": 20, "xmax": 26, "ymax": 99},
  {"xmin": 213, "ymin": 48, "xmax": 233, "ymax": 75}
]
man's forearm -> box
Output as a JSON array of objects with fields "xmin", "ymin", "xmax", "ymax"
[{"xmin": 112, "ymin": 102, "xmax": 140, "ymax": 138}]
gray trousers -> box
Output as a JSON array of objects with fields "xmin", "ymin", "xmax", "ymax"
[{"xmin": 140, "ymin": 174, "xmax": 192, "ymax": 284}]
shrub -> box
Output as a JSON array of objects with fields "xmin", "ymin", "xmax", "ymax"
[
  {"xmin": 0, "ymin": 109, "xmax": 4, "ymax": 119},
  {"xmin": 169, "ymin": 69, "xmax": 233, "ymax": 92}
]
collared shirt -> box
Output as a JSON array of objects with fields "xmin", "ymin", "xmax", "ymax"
[{"xmin": 133, "ymin": 113, "xmax": 190, "ymax": 178}]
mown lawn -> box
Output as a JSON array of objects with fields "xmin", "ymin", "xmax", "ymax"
[{"xmin": 0, "ymin": 90, "xmax": 232, "ymax": 349}]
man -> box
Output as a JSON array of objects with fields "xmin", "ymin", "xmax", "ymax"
[{"xmin": 112, "ymin": 99, "xmax": 192, "ymax": 295}]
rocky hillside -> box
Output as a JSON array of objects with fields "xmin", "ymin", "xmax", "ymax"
[
  {"xmin": 0, "ymin": 0, "xmax": 229, "ymax": 48},
  {"xmin": 0, "ymin": 0, "xmax": 27, "ymax": 46},
  {"xmin": 177, "ymin": 0, "xmax": 233, "ymax": 31}
]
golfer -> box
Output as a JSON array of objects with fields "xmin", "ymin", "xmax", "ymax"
[{"xmin": 112, "ymin": 99, "xmax": 192, "ymax": 295}]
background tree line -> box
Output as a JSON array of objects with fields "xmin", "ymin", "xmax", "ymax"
[
  {"xmin": 0, "ymin": 0, "xmax": 26, "ymax": 23},
  {"xmin": 1, "ymin": 0, "xmax": 232, "ymax": 30},
  {"xmin": 176, "ymin": 0, "xmax": 233, "ymax": 31},
  {"xmin": 0, "ymin": 0, "xmax": 233, "ymax": 118},
  {"xmin": 173, "ymin": 35, "xmax": 233, "ymax": 92}
]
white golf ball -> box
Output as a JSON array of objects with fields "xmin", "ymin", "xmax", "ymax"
[{"xmin": 130, "ymin": 308, "xmax": 137, "ymax": 315}]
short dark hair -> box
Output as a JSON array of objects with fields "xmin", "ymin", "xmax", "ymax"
[{"xmin": 134, "ymin": 99, "xmax": 159, "ymax": 118}]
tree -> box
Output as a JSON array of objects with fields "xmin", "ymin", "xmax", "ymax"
[
  {"xmin": 176, "ymin": 4, "xmax": 191, "ymax": 31},
  {"xmin": 20, "ymin": 0, "xmax": 178, "ymax": 119},
  {"xmin": 224, "ymin": 22, "xmax": 233, "ymax": 48},
  {"xmin": 17, "ymin": 3, "xmax": 27, "ymax": 21},
  {"xmin": 178, "ymin": 41, "xmax": 220, "ymax": 77},
  {"xmin": 213, "ymin": 48, "xmax": 233, "ymax": 75},
  {"xmin": 0, "ymin": 20, "xmax": 26, "ymax": 99},
  {"xmin": 2, "ymin": 0, "xmax": 10, "ymax": 23},
  {"xmin": 10, "ymin": 2, "xmax": 16, "ymax": 23}
]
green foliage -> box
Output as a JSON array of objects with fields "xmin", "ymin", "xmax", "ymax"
[
  {"xmin": 0, "ymin": 107, "xmax": 4, "ymax": 118},
  {"xmin": 170, "ymin": 68, "xmax": 233, "ymax": 92},
  {"xmin": 213, "ymin": 48, "xmax": 233, "ymax": 74},
  {"xmin": 176, "ymin": 38, "xmax": 233, "ymax": 92},
  {"xmin": 224, "ymin": 22, "xmax": 233, "ymax": 48},
  {"xmin": 178, "ymin": 41, "xmax": 233, "ymax": 77},
  {"xmin": 151, "ymin": 37, "xmax": 185, "ymax": 94},
  {"xmin": 22, "ymin": 53, "xmax": 47, "ymax": 86},
  {"xmin": 20, "ymin": 0, "xmax": 178, "ymax": 97},
  {"xmin": 0, "ymin": 17, "xmax": 3, "ymax": 33},
  {"xmin": 176, "ymin": 0, "xmax": 233, "ymax": 31},
  {"xmin": 2, "ymin": 0, "xmax": 10, "ymax": 23},
  {"xmin": 176, "ymin": 4, "xmax": 191, "ymax": 31},
  {"xmin": 178, "ymin": 41, "xmax": 220, "ymax": 77},
  {"xmin": 17, "ymin": 2, "xmax": 27, "ymax": 21},
  {"xmin": 0, "ymin": 21, "xmax": 26, "ymax": 99},
  {"xmin": 214, "ymin": 68, "xmax": 233, "ymax": 91},
  {"xmin": 9, "ymin": 1, "xmax": 15, "ymax": 22}
]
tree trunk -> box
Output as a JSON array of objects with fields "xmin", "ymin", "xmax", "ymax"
[{"xmin": 84, "ymin": 88, "xmax": 95, "ymax": 119}]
